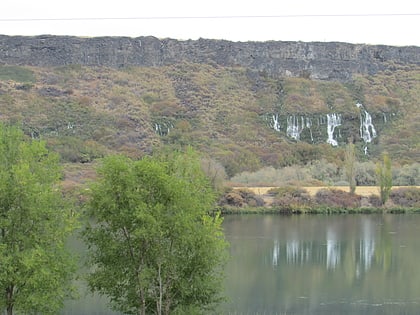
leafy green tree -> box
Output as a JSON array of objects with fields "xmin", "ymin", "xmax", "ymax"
[
  {"xmin": 344, "ymin": 141, "xmax": 357, "ymax": 194},
  {"xmin": 83, "ymin": 149, "xmax": 228, "ymax": 315},
  {"xmin": 376, "ymin": 152, "xmax": 393, "ymax": 205},
  {"xmin": 0, "ymin": 124, "xmax": 77, "ymax": 315}
]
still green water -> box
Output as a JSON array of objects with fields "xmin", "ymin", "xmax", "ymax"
[
  {"xmin": 221, "ymin": 214, "xmax": 420, "ymax": 315},
  {"xmin": 63, "ymin": 214, "xmax": 420, "ymax": 314}
]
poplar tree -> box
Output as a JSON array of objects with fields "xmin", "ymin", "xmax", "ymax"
[
  {"xmin": 376, "ymin": 152, "xmax": 393, "ymax": 205},
  {"xmin": 344, "ymin": 141, "xmax": 357, "ymax": 194},
  {"xmin": 83, "ymin": 149, "xmax": 228, "ymax": 315},
  {"xmin": 0, "ymin": 124, "xmax": 77, "ymax": 315}
]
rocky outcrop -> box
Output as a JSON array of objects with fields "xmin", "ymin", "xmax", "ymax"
[{"xmin": 0, "ymin": 35, "xmax": 419, "ymax": 81}]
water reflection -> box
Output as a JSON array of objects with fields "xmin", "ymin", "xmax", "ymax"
[
  {"xmin": 359, "ymin": 218, "xmax": 375, "ymax": 272},
  {"xmin": 222, "ymin": 214, "xmax": 420, "ymax": 315},
  {"xmin": 63, "ymin": 215, "xmax": 420, "ymax": 314},
  {"xmin": 271, "ymin": 217, "xmax": 379, "ymax": 272},
  {"xmin": 326, "ymin": 227, "xmax": 340, "ymax": 269}
]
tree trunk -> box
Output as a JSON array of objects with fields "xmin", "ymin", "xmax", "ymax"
[
  {"xmin": 157, "ymin": 263, "xmax": 163, "ymax": 315},
  {"xmin": 7, "ymin": 304, "xmax": 13, "ymax": 315},
  {"xmin": 6, "ymin": 284, "xmax": 14, "ymax": 315}
]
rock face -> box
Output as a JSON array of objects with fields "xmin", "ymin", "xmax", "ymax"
[{"xmin": 0, "ymin": 35, "xmax": 419, "ymax": 81}]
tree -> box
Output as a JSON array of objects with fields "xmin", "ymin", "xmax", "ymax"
[
  {"xmin": 0, "ymin": 124, "xmax": 77, "ymax": 315},
  {"xmin": 376, "ymin": 152, "xmax": 393, "ymax": 205},
  {"xmin": 344, "ymin": 141, "xmax": 357, "ymax": 194},
  {"xmin": 200, "ymin": 156, "xmax": 227, "ymax": 193},
  {"xmin": 83, "ymin": 149, "xmax": 228, "ymax": 315}
]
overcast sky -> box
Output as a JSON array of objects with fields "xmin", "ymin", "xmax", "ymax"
[{"xmin": 1, "ymin": 0, "xmax": 419, "ymax": 46}]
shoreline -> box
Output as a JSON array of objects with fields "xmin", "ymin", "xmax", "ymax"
[{"xmin": 218, "ymin": 206, "xmax": 420, "ymax": 215}]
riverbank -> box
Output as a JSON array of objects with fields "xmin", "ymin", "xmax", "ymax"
[
  {"xmin": 218, "ymin": 186, "xmax": 420, "ymax": 215},
  {"xmin": 218, "ymin": 205, "xmax": 420, "ymax": 215}
]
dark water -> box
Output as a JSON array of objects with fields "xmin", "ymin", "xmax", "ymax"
[
  {"xmin": 221, "ymin": 214, "xmax": 420, "ymax": 315},
  {"xmin": 63, "ymin": 214, "xmax": 420, "ymax": 314}
]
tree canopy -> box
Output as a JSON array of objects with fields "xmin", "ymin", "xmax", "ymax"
[
  {"xmin": 83, "ymin": 149, "xmax": 228, "ymax": 315},
  {"xmin": 0, "ymin": 124, "xmax": 77, "ymax": 315}
]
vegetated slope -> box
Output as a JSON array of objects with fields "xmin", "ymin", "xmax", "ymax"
[{"xmin": 0, "ymin": 39, "xmax": 419, "ymax": 180}]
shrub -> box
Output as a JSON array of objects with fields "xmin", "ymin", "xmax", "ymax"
[
  {"xmin": 218, "ymin": 188, "xmax": 265, "ymax": 207},
  {"xmin": 315, "ymin": 188, "xmax": 361, "ymax": 208},
  {"xmin": 368, "ymin": 194, "xmax": 382, "ymax": 207},
  {"xmin": 393, "ymin": 163, "xmax": 419, "ymax": 186},
  {"xmin": 268, "ymin": 186, "xmax": 312, "ymax": 209},
  {"xmin": 390, "ymin": 187, "xmax": 420, "ymax": 208}
]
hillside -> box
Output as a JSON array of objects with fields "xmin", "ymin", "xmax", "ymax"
[{"xmin": 0, "ymin": 35, "xmax": 419, "ymax": 181}]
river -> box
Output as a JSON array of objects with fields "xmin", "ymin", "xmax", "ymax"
[
  {"xmin": 221, "ymin": 214, "xmax": 420, "ymax": 315},
  {"xmin": 63, "ymin": 214, "xmax": 420, "ymax": 314}
]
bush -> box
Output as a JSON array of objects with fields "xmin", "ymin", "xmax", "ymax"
[
  {"xmin": 315, "ymin": 188, "xmax": 361, "ymax": 208},
  {"xmin": 218, "ymin": 188, "xmax": 265, "ymax": 207},
  {"xmin": 368, "ymin": 194, "xmax": 383, "ymax": 207},
  {"xmin": 390, "ymin": 187, "xmax": 420, "ymax": 208},
  {"xmin": 268, "ymin": 186, "xmax": 312, "ymax": 209}
]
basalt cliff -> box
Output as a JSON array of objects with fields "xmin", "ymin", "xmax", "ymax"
[
  {"xmin": 1, "ymin": 35, "xmax": 419, "ymax": 80},
  {"xmin": 0, "ymin": 35, "xmax": 419, "ymax": 176}
]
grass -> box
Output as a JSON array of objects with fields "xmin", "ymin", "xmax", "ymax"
[{"xmin": 0, "ymin": 65, "xmax": 36, "ymax": 83}]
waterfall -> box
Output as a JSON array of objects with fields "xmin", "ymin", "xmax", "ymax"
[
  {"xmin": 154, "ymin": 121, "xmax": 173, "ymax": 136},
  {"xmin": 271, "ymin": 114, "xmax": 281, "ymax": 132},
  {"xmin": 356, "ymin": 103, "xmax": 377, "ymax": 154},
  {"xmin": 306, "ymin": 117, "xmax": 314, "ymax": 142},
  {"xmin": 286, "ymin": 115, "xmax": 305, "ymax": 140},
  {"xmin": 326, "ymin": 113, "xmax": 341, "ymax": 146}
]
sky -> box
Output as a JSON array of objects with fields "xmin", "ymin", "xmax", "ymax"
[{"xmin": 1, "ymin": 0, "xmax": 419, "ymax": 46}]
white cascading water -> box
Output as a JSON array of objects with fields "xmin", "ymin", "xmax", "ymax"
[
  {"xmin": 356, "ymin": 103, "xmax": 377, "ymax": 154},
  {"xmin": 286, "ymin": 115, "xmax": 310, "ymax": 141},
  {"xmin": 326, "ymin": 113, "xmax": 341, "ymax": 146},
  {"xmin": 286, "ymin": 115, "xmax": 302, "ymax": 140},
  {"xmin": 154, "ymin": 121, "xmax": 173, "ymax": 136},
  {"xmin": 271, "ymin": 114, "xmax": 281, "ymax": 132}
]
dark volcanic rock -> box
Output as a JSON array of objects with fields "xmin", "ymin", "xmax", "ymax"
[{"xmin": 0, "ymin": 35, "xmax": 419, "ymax": 81}]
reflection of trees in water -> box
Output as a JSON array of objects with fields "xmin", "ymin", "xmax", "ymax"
[
  {"xmin": 272, "ymin": 239, "xmax": 279, "ymax": 266},
  {"xmin": 275, "ymin": 217, "xmax": 378, "ymax": 275},
  {"xmin": 358, "ymin": 217, "xmax": 376, "ymax": 274},
  {"xmin": 225, "ymin": 215, "xmax": 420, "ymax": 315},
  {"xmin": 327, "ymin": 227, "xmax": 341, "ymax": 269}
]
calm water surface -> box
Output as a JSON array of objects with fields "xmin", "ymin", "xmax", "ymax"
[
  {"xmin": 221, "ymin": 214, "xmax": 420, "ymax": 315},
  {"xmin": 63, "ymin": 214, "xmax": 420, "ymax": 314}
]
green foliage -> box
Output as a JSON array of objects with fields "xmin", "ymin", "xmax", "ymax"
[
  {"xmin": 354, "ymin": 161, "xmax": 377, "ymax": 185},
  {"xmin": 0, "ymin": 124, "xmax": 77, "ymax": 315},
  {"xmin": 376, "ymin": 153, "xmax": 393, "ymax": 205},
  {"xmin": 48, "ymin": 136, "xmax": 107, "ymax": 163},
  {"xmin": 0, "ymin": 65, "xmax": 36, "ymax": 83},
  {"xmin": 83, "ymin": 149, "xmax": 228, "ymax": 315},
  {"xmin": 392, "ymin": 163, "xmax": 420, "ymax": 186},
  {"xmin": 344, "ymin": 141, "xmax": 357, "ymax": 194}
]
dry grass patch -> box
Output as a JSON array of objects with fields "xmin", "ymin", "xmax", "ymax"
[{"xmin": 234, "ymin": 186, "xmax": 420, "ymax": 197}]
